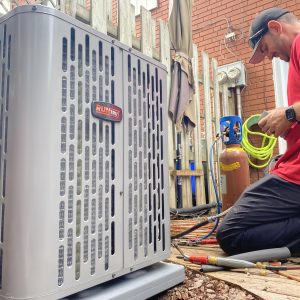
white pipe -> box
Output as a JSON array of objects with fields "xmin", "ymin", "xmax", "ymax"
[
  {"xmin": 236, "ymin": 86, "xmax": 242, "ymax": 117},
  {"xmin": 222, "ymin": 83, "xmax": 229, "ymax": 116}
]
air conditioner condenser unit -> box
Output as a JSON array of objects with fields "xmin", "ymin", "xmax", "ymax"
[{"xmin": 0, "ymin": 5, "xmax": 178, "ymax": 299}]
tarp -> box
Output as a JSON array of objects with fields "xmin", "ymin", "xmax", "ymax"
[{"xmin": 168, "ymin": 0, "xmax": 196, "ymax": 131}]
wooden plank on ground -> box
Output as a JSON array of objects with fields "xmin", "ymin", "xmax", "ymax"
[
  {"xmin": 169, "ymin": 244, "xmax": 300, "ymax": 300},
  {"xmin": 210, "ymin": 272, "xmax": 300, "ymax": 300},
  {"xmin": 192, "ymin": 44, "xmax": 206, "ymax": 205},
  {"xmin": 202, "ymin": 51, "xmax": 214, "ymax": 202}
]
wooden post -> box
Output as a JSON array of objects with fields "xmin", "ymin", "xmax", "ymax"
[
  {"xmin": 192, "ymin": 44, "xmax": 206, "ymax": 205},
  {"xmin": 151, "ymin": 19, "xmax": 156, "ymax": 49},
  {"xmin": 160, "ymin": 20, "xmax": 176, "ymax": 208},
  {"xmin": 140, "ymin": 6, "xmax": 152, "ymax": 57},
  {"xmin": 90, "ymin": 0, "xmax": 107, "ymax": 34},
  {"xmin": 212, "ymin": 58, "xmax": 222, "ymax": 200},
  {"xmin": 202, "ymin": 51, "xmax": 214, "ymax": 203},
  {"xmin": 59, "ymin": 0, "xmax": 66, "ymax": 13},
  {"xmin": 106, "ymin": 0, "xmax": 112, "ymax": 22},
  {"xmin": 62, "ymin": 0, "xmax": 76, "ymax": 18},
  {"xmin": 131, "ymin": 4, "xmax": 136, "ymax": 37},
  {"xmin": 118, "ymin": 0, "xmax": 132, "ymax": 47}
]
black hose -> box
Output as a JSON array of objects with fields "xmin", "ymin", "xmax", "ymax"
[
  {"xmin": 170, "ymin": 202, "xmax": 217, "ymax": 215},
  {"xmin": 201, "ymin": 247, "xmax": 291, "ymax": 272},
  {"xmin": 171, "ymin": 219, "xmax": 209, "ymax": 239}
]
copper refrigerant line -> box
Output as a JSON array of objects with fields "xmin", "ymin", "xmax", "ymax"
[{"xmin": 172, "ymin": 243, "xmax": 300, "ymax": 272}]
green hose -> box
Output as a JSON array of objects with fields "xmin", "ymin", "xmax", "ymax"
[{"xmin": 241, "ymin": 114, "xmax": 277, "ymax": 169}]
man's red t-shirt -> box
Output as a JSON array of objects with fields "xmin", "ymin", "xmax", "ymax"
[{"xmin": 271, "ymin": 34, "xmax": 300, "ymax": 185}]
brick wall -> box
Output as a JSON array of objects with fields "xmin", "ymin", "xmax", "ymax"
[
  {"xmin": 191, "ymin": 0, "xmax": 300, "ymax": 181},
  {"xmin": 113, "ymin": 0, "xmax": 299, "ymax": 182}
]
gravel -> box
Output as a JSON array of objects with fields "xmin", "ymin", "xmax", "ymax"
[{"xmin": 150, "ymin": 268, "xmax": 260, "ymax": 300}]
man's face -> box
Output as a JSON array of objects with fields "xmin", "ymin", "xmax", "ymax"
[{"xmin": 258, "ymin": 31, "xmax": 291, "ymax": 62}]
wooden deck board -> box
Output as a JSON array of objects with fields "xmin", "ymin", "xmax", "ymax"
[
  {"xmin": 210, "ymin": 271, "xmax": 300, "ymax": 299},
  {"xmin": 169, "ymin": 241, "xmax": 300, "ymax": 300}
]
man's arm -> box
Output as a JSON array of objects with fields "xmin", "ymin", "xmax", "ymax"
[{"xmin": 258, "ymin": 102, "xmax": 300, "ymax": 137}]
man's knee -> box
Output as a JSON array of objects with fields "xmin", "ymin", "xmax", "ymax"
[
  {"xmin": 216, "ymin": 220, "xmax": 241, "ymax": 255},
  {"xmin": 216, "ymin": 223, "xmax": 230, "ymax": 253}
]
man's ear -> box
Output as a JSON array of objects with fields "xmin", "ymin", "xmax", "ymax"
[{"xmin": 267, "ymin": 20, "xmax": 282, "ymax": 35}]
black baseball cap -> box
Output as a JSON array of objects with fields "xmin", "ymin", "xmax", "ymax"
[{"xmin": 249, "ymin": 7, "xmax": 290, "ymax": 64}]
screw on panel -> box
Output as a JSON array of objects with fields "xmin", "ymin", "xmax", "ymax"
[
  {"xmin": 32, "ymin": 6, "xmax": 37, "ymax": 11},
  {"xmin": 120, "ymin": 191, "xmax": 123, "ymax": 196},
  {"xmin": 112, "ymin": 273, "xmax": 116, "ymax": 278},
  {"xmin": 130, "ymin": 267, "xmax": 133, "ymax": 272}
]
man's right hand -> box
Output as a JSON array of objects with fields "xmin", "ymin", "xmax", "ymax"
[{"xmin": 258, "ymin": 107, "xmax": 293, "ymax": 137}]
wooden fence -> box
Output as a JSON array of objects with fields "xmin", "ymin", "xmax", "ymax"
[{"xmin": 2, "ymin": 0, "xmax": 222, "ymax": 209}]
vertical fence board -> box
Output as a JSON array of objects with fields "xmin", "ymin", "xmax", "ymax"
[
  {"xmin": 131, "ymin": 4, "xmax": 136, "ymax": 37},
  {"xmin": 59, "ymin": 0, "xmax": 66, "ymax": 13},
  {"xmin": 63, "ymin": 0, "xmax": 76, "ymax": 17},
  {"xmin": 192, "ymin": 44, "xmax": 206, "ymax": 205},
  {"xmin": 91, "ymin": 0, "xmax": 107, "ymax": 34},
  {"xmin": 141, "ymin": 7, "xmax": 152, "ymax": 57},
  {"xmin": 0, "ymin": 0, "xmax": 10, "ymax": 12},
  {"xmin": 160, "ymin": 20, "xmax": 176, "ymax": 208},
  {"xmin": 106, "ymin": 0, "xmax": 112, "ymax": 22},
  {"xmin": 151, "ymin": 19, "xmax": 156, "ymax": 49},
  {"xmin": 212, "ymin": 58, "xmax": 222, "ymax": 201},
  {"xmin": 118, "ymin": 0, "xmax": 132, "ymax": 47},
  {"xmin": 202, "ymin": 51, "xmax": 214, "ymax": 203},
  {"xmin": 181, "ymin": 131, "xmax": 192, "ymax": 208}
]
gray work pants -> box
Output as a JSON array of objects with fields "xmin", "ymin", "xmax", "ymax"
[{"xmin": 216, "ymin": 174, "xmax": 300, "ymax": 255}]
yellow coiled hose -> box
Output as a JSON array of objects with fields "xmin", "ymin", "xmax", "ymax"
[{"xmin": 241, "ymin": 114, "xmax": 277, "ymax": 169}]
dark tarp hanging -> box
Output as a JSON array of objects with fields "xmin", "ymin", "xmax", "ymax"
[{"xmin": 168, "ymin": 0, "xmax": 196, "ymax": 131}]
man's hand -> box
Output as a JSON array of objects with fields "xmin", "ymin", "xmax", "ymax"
[{"xmin": 258, "ymin": 107, "xmax": 292, "ymax": 137}]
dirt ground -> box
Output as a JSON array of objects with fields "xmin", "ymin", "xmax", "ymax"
[{"xmin": 151, "ymin": 267, "xmax": 259, "ymax": 300}]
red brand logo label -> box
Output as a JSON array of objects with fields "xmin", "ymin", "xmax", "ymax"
[{"xmin": 91, "ymin": 102, "xmax": 122, "ymax": 122}]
